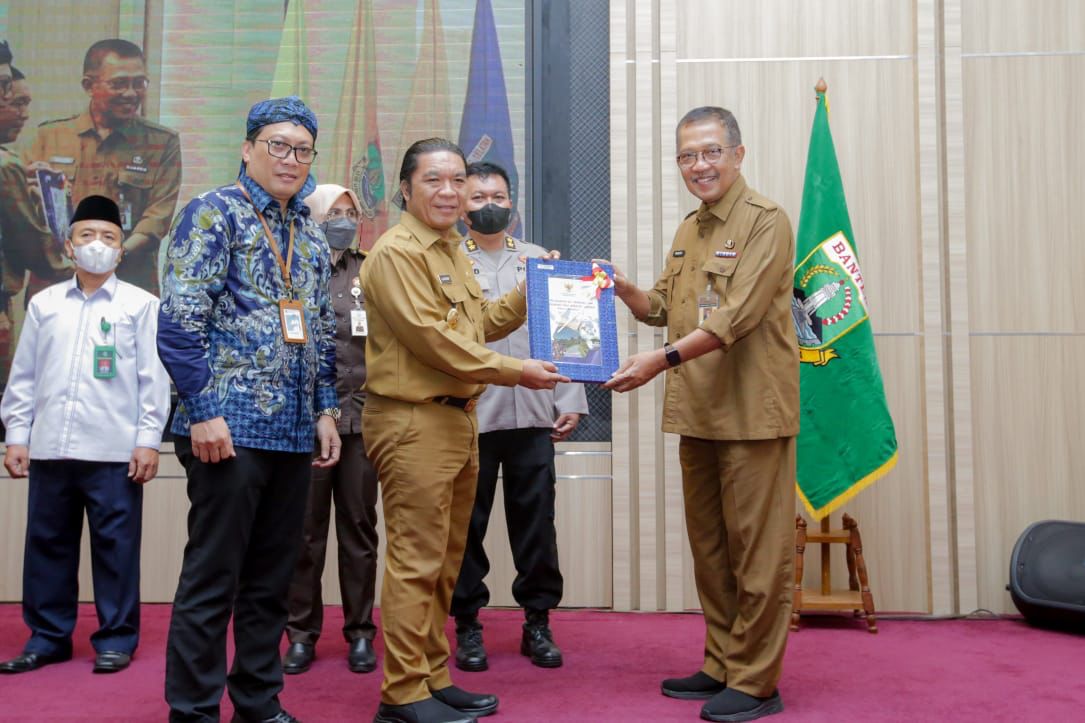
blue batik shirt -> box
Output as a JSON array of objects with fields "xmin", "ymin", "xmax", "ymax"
[{"xmin": 157, "ymin": 169, "xmax": 338, "ymax": 453}]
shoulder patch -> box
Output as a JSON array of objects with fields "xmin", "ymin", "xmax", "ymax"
[
  {"xmin": 138, "ymin": 118, "xmax": 181, "ymax": 137},
  {"xmin": 38, "ymin": 114, "xmax": 79, "ymax": 128},
  {"xmin": 744, "ymin": 194, "xmax": 778, "ymax": 211}
]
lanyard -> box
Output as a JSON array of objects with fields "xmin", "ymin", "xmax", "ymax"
[{"xmin": 236, "ymin": 183, "xmax": 296, "ymax": 294}]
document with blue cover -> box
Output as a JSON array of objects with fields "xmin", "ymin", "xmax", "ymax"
[{"xmin": 526, "ymin": 258, "xmax": 620, "ymax": 383}]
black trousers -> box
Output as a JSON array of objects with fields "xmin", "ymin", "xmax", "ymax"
[
  {"xmin": 165, "ymin": 438, "xmax": 311, "ymax": 723},
  {"xmin": 22, "ymin": 460, "xmax": 141, "ymax": 657},
  {"xmin": 285, "ymin": 432, "xmax": 379, "ymax": 645},
  {"xmin": 451, "ymin": 427, "xmax": 563, "ymax": 618}
]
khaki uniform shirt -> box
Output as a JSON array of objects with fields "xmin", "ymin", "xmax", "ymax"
[
  {"xmin": 328, "ymin": 248, "xmax": 368, "ymax": 434},
  {"xmin": 642, "ymin": 175, "xmax": 799, "ymax": 440},
  {"xmin": 361, "ymin": 212, "xmax": 526, "ymax": 403},
  {"xmin": 463, "ymin": 235, "xmax": 588, "ymax": 433},
  {"xmin": 0, "ymin": 146, "xmax": 59, "ymax": 299},
  {"xmin": 27, "ymin": 111, "xmax": 182, "ymax": 294}
]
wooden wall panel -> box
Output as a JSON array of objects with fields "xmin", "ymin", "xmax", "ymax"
[
  {"xmin": 964, "ymin": 56, "xmax": 1085, "ymax": 333},
  {"xmin": 962, "ymin": 0, "xmax": 1085, "ymax": 53},
  {"xmin": 970, "ymin": 337, "xmax": 1085, "ymax": 613}
]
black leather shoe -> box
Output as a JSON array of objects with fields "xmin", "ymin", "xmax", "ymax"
[
  {"xmin": 373, "ymin": 698, "xmax": 473, "ymax": 723},
  {"xmin": 520, "ymin": 610, "xmax": 563, "ymax": 668},
  {"xmin": 661, "ymin": 671, "xmax": 727, "ymax": 700},
  {"xmin": 348, "ymin": 638, "xmax": 377, "ymax": 673},
  {"xmin": 0, "ymin": 650, "xmax": 72, "ymax": 674},
  {"xmin": 230, "ymin": 709, "xmax": 302, "ymax": 723},
  {"xmin": 454, "ymin": 619, "xmax": 487, "ymax": 672},
  {"xmin": 93, "ymin": 650, "xmax": 131, "ymax": 673},
  {"xmin": 701, "ymin": 689, "xmax": 783, "ymax": 722},
  {"xmin": 431, "ymin": 685, "xmax": 498, "ymax": 717},
  {"xmin": 282, "ymin": 642, "xmax": 314, "ymax": 675}
]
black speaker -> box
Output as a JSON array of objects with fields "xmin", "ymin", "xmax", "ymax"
[{"xmin": 1008, "ymin": 520, "xmax": 1085, "ymax": 631}]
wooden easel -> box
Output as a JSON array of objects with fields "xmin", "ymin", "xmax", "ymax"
[{"xmin": 791, "ymin": 513, "xmax": 877, "ymax": 633}]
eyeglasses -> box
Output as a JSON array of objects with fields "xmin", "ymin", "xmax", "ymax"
[
  {"xmin": 325, "ymin": 208, "xmax": 360, "ymax": 222},
  {"xmin": 256, "ymin": 138, "xmax": 318, "ymax": 164},
  {"xmin": 0, "ymin": 77, "xmax": 13, "ymax": 99},
  {"xmin": 94, "ymin": 76, "xmax": 150, "ymax": 92},
  {"xmin": 676, "ymin": 145, "xmax": 737, "ymax": 168}
]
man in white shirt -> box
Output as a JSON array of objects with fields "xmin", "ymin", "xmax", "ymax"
[
  {"xmin": 451, "ymin": 162, "xmax": 588, "ymax": 672},
  {"xmin": 0, "ymin": 195, "xmax": 170, "ymax": 675}
]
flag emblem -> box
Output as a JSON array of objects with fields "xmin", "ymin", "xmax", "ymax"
[{"xmin": 792, "ymin": 231, "xmax": 869, "ymax": 364}]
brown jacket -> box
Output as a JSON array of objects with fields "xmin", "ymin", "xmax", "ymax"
[
  {"xmin": 360, "ymin": 211, "xmax": 525, "ymax": 403},
  {"xmin": 641, "ymin": 175, "xmax": 799, "ymax": 440},
  {"xmin": 27, "ymin": 111, "xmax": 181, "ymax": 294}
]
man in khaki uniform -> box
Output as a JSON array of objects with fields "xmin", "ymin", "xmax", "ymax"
[
  {"xmin": 0, "ymin": 50, "xmax": 63, "ymax": 385},
  {"xmin": 361, "ymin": 138, "xmax": 566, "ymax": 723},
  {"xmin": 26, "ymin": 38, "xmax": 180, "ymax": 297},
  {"xmin": 606, "ymin": 106, "xmax": 799, "ymax": 723}
]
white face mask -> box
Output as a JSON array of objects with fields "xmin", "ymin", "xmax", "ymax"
[{"xmin": 72, "ymin": 239, "xmax": 121, "ymax": 274}]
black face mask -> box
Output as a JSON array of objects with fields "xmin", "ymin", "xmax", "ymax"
[{"xmin": 466, "ymin": 203, "xmax": 512, "ymax": 235}]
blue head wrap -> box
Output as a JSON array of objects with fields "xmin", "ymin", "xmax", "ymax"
[{"xmin": 239, "ymin": 95, "xmax": 319, "ymax": 201}]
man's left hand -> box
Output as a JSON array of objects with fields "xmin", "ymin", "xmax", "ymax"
[
  {"xmin": 128, "ymin": 447, "xmax": 160, "ymax": 484},
  {"xmin": 551, "ymin": 413, "xmax": 581, "ymax": 442},
  {"xmin": 604, "ymin": 349, "xmax": 668, "ymax": 393},
  {"xmin": 313, "ymin": 415, "xmax": 341, "ymax": 468}
]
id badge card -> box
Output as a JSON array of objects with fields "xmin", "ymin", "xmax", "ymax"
[
  {"xmin": 94, "ymin": 345, "xmax": 117, "ymax": 378},
  {"xmin": 351, "ymin": 308, "xmax": 368, "ymax": 337},
  {"xmin": 279, "ymin": 299, "xmax": 308, "ymax": 344},
  {"xmin": 698, "ymin": 285, "xmax": 720, "ymax": 325}
]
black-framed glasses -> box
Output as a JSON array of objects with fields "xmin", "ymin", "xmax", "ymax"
[
  {"xmin": 676, "ymin": 144, "xmax": 737, "ymax": 168},
  {"xmin": 325, "ymin": 208, "xmax": 360, "ymax": 222},
  {"xmin": 94, "ymin": 76, "xmax": 150, "ymax": 92},
  {"xmin": 0, "ymin": 77, "xmax": 13, "ymax": 99},
  {"xmin": 256, "ymin": 138, "xmax": 318, "ymax": 164}
]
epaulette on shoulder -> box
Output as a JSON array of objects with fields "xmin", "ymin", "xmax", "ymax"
[
  {"xmin": 138, "ymin": 118, "xmax": 180, "ymax": 137},
  {"xmin": 38, "ymin": 114, "xmax": 79, "ymax": 128},
  {"xmin": 744, "ymin": 193, "xmax": 778, "ymax": 211}
]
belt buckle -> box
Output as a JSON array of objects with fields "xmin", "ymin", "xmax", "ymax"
[{"xmin": 464, "ymin": 398, "xmax": 478, "ymax": 413}]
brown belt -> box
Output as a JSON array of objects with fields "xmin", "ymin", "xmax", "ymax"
[{"xmin": 434, "ymin": 395, "xmax": 478, "ymax": 413}]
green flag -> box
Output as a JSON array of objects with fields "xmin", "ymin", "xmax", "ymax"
[
  {"xmin": 270, "ymin": 0, "xmax": 308, "ymax": 99},
  {"xmin": 793, "ymin": 86, "xmax": 898, "ymax": 520}
]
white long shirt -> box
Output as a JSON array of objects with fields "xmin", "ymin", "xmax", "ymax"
[{"xmin": 1, "ymin": 274, "xmax": 171, "ymax": 462}]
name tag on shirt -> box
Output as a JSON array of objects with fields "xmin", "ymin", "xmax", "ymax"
[
  {"xmin": 477, "ymin": 273, "xmax": 492, "ymax": 292},
  {"xmin": 351, "ymin": 308, "xmax": 368, "ymax": 337},
  {"xmin": 94, "ymin": 346, "xmax": 117, "ymax": 378}
]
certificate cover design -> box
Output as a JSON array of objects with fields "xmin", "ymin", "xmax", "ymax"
[{"xmin": 526, "ymin": 258, "xmax": 619, "ymax": 383}]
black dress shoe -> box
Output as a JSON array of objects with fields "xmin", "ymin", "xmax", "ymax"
[
  {"xmin": 661, "ymin": 671, "xmax": 727, "ymax": 700},
  {"xmin": 348, "ymin": 637, "xmax": 377, "ymax": 673},
  {"xmin": 520, "ymin": 611, "xmax": 563, "ymax": 668},
  {"xmin": 373, "ymin": 698, "xmax": 473, "ymax": 723},
  {"xmin": 0, "ymin": 650, "xmax": 72, "ymax": 674},
  {"xmin": 701, "ymin": 689, "xmax": 783, "ymax": 722},
  {"xmin": 93, "ymin": 650, "xmax": 131, "ymax": 673},
  {"xmin": 230, "ymin": 709, "xmax": 302, "ymax": 723},
  {"xmin": 282, "ymin": 642, "xmax": 314, "ymax": 675},
  {"xmin": 431, "ymin": 685, "xmax": 498, "ymax": 717},
  {"xmin": 453, "ymin": 619, "xmax": 487, "ymax": 672}
]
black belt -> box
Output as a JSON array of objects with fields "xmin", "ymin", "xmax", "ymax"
[{"xmin": 434, "ymin": 395, "xmax": 478, "ymax": 412}]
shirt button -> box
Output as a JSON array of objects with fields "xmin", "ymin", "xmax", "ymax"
[{"xmin": 337, "ymin": 293, "xmax": 343, "ymax": 298}]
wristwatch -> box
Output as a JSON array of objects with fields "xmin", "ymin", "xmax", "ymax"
[
  {"xmin": 317, "ymin": 407, "xmax": 341, "ymax": 421},
  {"xmin": 663, "ymin": 342, "xmax": 682, "ymax": 368}
]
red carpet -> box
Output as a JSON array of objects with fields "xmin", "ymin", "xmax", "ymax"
[{"xmin": 0, "ymin": 604, "xmax": 1082, "ymax": 721}]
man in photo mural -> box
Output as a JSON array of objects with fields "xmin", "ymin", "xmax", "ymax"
[{"xmin": 26, "ymin": 38, "xmax": 181, "ymax": 296}]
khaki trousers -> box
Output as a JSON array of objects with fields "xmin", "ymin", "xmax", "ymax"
[
  {"xmin": 362, "ymin": 394, "xmax": 479, "ymax": 705},
  {"xmin": 679, "ymin": 435, "xmax": 796, "ymax": 697}
]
